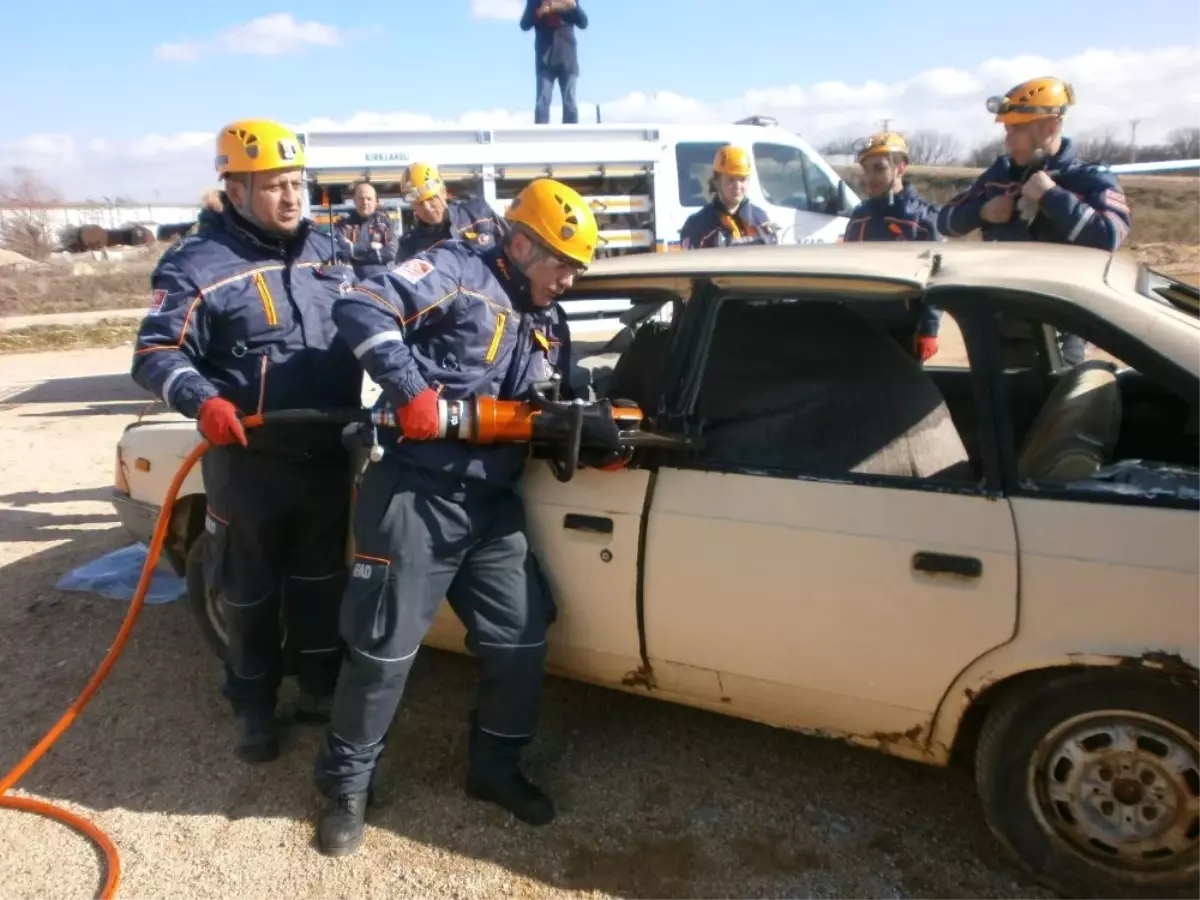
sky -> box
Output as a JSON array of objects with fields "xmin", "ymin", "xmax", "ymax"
[{"xmin": 0, "ymin": 0, "xmax": 1197, "ymax": 201}]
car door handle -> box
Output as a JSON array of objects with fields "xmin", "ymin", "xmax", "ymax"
[
  {"xmin": 912, "ymin": 551, "xmax": 982, "ymax": 578},
  {"xmin": 563, "ymin": 514, "xmax": 613, "ymax": 534}
]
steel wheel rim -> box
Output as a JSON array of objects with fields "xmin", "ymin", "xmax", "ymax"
[{"xmin": 1027, "ymin": 709, "xmax": 1199, "ymax": 876}]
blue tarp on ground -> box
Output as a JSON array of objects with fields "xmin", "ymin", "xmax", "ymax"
[{"xmin": 55, "ymin": 543, "xmax": 186, "ymax": 604}]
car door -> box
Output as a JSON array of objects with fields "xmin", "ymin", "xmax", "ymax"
[{"xmin": 638, "ymin": 289, "xmax": 1020, "ymax": 743}]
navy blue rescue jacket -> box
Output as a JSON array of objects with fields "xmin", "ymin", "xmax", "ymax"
[
  {"xmin": 680, "ymin": 198, "xmax": 779, "ymax": 250},
  {"xmin": 397, "ymin": 197, "xmax": 507, "ymax": 262},
  {"xmin": 130, "ymin": 200, "xmax": 363, "ymax": 457},
  {"xmin": 843, "ymin": 184, "xmax": 944, "ymax": 337},
  {"xmin": 333, "ymin": 208, "xmax": 399, "ymax": 280},
  {"xmin": 332, "ymin": 241, "xmax": 571, "ymax": 486},
  {"xmin": 936, "ymin": 137, "xmax": 1132, "ymax": 250}
]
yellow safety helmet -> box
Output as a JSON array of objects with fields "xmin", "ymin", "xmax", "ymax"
[
  {"xmin": 713, "ymin": 145, "xmax": 753, "ymax": 178},
  {"xmin": 987, "ymin": 77, "xmax": 1075, "ymax": 125},
  {"xmin": 854, "ymin": 132, "xmax": 909, "ymax": 164},
  {"xmin": 505, "ymin": 178, "xmax": 599, "ymax": 267},
  {"xmin": 401, "ymin": 162, "xmax": 445, "ymax": 203},
  {"xmin": 215, "ymin": 119, "xmax": 305, "ymax": 176}
]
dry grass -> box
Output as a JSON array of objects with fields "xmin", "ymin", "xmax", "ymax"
[
  {"xmin": 0, "ymin": 320, "xmax": 138, "ymax": 354},
  {"xmin": 0, "ymin": 260, "xmax": 158, "ymax": 317}
]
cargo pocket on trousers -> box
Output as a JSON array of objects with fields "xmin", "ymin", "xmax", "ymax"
[
  {"xmin": 202, "ymin": 508, "xmax": 231, "ymax": 597},
  {"xmin": 342, "ymin": 554, "xmax": 394, "ymax": 655}
]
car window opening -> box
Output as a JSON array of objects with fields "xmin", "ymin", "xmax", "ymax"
[
  {"xmin": 689, "ymin": 296, "xmax": 979, "ymax": 486},
  {"xmin": 996, "ymin": 312, "xmax": 1200, "ymax": 503}
]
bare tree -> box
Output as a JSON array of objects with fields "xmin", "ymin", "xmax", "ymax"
[
  {"xmin": 904, "ymin": 130, "xmax": 964, "ymax": 166},
  {"xmin": 1074, "ymin": 129, "xmax": 1130, "ymax": 164},
  {"xmin": 968, "ymin": 138, "xmax": 1006, "ymax": 168},
  {"xmin": 819, "ymin": 138, "xmax": 858, "ymax": 157},
  {"xmin": 0, "ymin": 167, "xmax": 62, "ymax": 261},
  {"xmin": 1166, "ymin": 127, "xmax": 1200, "ymax": 159}
]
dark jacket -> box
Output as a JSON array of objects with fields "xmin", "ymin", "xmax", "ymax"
[
  {"xmin": 333, "ymin": 208, "xmax": 399, "ymax": 280},
  {"xmin": 131, "ymin": 200, "xmax": 363, "ymax": 457},
  {"xmin": 520, "ymin": 0, "xmax": 588, "ymax": 74},
  {"xmin": 680, "ymin": 198, "xmax": 779, "ymax": 250},
  {"xmin": 396, "ymin": 197, "xmax": 506, "ymax": 262},
  {"xmin": 936, "ymin": 137, "xmax": 1131, "ymax": 250},
  {"xmin": 842, "ymin": 184, "xmax": 943, "ymax": 337},
  {"xmin": 332, "ymin": 240, "xmax": 572, "ymax": 486}
]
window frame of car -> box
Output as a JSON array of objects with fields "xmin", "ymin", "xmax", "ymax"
[
  {"xmin": 652, "ymin": 277, "xmax": 1008, "ymax": 498},
  {"xmin": 938, "ymin": 285, "xmax": 1200, "ymax": 513}
]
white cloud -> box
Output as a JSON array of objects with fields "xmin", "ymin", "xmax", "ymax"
[
  {"xmin": 470, "ymin": 0, "xmax": 525, "ymax": 20},
  {"xmin": 153, "ymin": 13, "xmax": 343, "ymax": 62},
  {"xmin": 6, "ymin": 44, "xmax": 1198, "ymax": 201}
]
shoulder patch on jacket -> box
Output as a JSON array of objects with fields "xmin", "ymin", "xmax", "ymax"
[{"xmin": 393, "ymin": 258, "xmax": 434, "ymax": 284}]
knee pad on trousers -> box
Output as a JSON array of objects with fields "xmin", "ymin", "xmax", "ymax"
[{"xmin": 474, "ymin": 641, "xmax": 548, "ymax": 740}]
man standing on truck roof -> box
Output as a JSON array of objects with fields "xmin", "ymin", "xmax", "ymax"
[
  {"xmin": 520, "ymin": 0, "xmax": 588, "ymax": 125},
  {"xmin": 842, "ymin": 132, "xmax": 943, "ymax": 364},
  {"xmin": 395, "ymin": 162, "xmax": 506, "ymax": 261},
  {"xmin": 333, "ymin": 180, "xmax": 399, "ymax": 281},
  {"xmin": 312, "ymin": 178, "xmax": 600, "ymax": 857},
  {"xmin": 679, "ymin": 145, "xmax": 779, "ymax": 250},
  {"xmin": 936, "ymin": 77, "xmax": 1132, "ymax": 365},
  {"xmin": 129, "ymin": 119, "xmax": 364, "ymax": 764}
]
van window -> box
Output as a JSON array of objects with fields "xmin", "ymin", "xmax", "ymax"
[
  {"xmin": 675, "ymin": 142, "xmax": 724, "ymax": 207},
  {"xmin": 753, "ymin": 143, "xmax": 838, "ymax": 215}
]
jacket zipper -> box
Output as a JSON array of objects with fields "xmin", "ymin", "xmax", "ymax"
[
  {"xmin": 484, "ymin": 311, "xmax": 508, "ymax": 364},
  {"xmin": 253, "ymin": 272, "xmax": 279, "ymax": 326},
  {"xmin": 256, "ymin": 355, "xmax": 269, "ymax": 415}
]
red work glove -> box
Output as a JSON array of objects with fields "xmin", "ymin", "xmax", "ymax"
[
  {"xmin": 397, "ymin": 387, "xmax": 441, "ymax": 440},
  {"xmin": 197, "ymin": 397, "xmax": 247, "ymax": 447},
  {"xmin": 914, "ymin": 335, "xmax": 939, "ymax": 363}
]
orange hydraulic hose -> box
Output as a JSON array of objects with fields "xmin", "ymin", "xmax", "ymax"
[{"xmin": 0, "ymin": 414, "xmax": 266, "ymax": 899}]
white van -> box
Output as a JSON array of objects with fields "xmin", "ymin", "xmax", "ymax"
[
  {"xmin": 296, "ymin": 116, "xmax": 859, "ymax": 336},
  {"xmin": 297, "ymin": 115, "xmax": 859, "ymax": 253}
]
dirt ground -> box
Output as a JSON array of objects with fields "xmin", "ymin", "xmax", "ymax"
[{"xmin": 0, "ymin": 346, "xmax": 1055, "ymax": 900}]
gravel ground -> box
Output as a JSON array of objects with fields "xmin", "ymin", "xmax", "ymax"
[{"xmin": 0, "ymin": 347, "xmax": 1054, "ymax": 900}]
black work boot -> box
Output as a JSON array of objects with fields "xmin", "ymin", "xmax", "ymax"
[
  {"xmin": 465, "ymin": 724, "xmax": 555, "ymax": 826},
  {"xmin": 316, "ymin": 790, "xmax": 370, "ymax": 857},
  {"xmin": 294, "ymin": 691, "xmax": 332, "ymax": 725},
  {"xmin": 236, "ymin": 707, "xmax": 280, "ymax": 764}
]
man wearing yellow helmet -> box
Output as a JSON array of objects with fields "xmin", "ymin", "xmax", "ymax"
[
  {"xmin": 332, "ymin": 180, "xmax": 399, "ymax": 280},
  {"xmin": 679, "ymin": 145, "xmax": 779, "ymax": 250},
  {"xmin": 312, "ymin": 178, "xmax": 599, "ymax": 856},
  {"xmin": 842, "ymin": 132, "xmax": 944, "ymax": 363},
  {"xmin": 937, "ymin": 77, "xmax": 1132, "ymax": 364},
  {"xmin": 130, "ymin": 119, "xmax": 364, "ymax": 763},
  {"xmin": 395, "ymin": 161, "xmax": 506, "ymax": 260}
]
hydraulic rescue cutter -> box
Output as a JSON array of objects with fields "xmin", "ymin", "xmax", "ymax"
[{"xmin": 358, "ymin": 379, "xmax": 691, "ymax": 482}]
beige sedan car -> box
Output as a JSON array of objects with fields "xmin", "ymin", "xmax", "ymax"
[{"xmin": 112, "ymin": 241, "xmax": 1199, "ymax": 897}]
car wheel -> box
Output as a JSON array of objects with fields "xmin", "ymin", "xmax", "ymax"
[
  {"xmin": 184, "ymin": 532, "xmax": 291, "ymax": 668},
  {"xmin": 975, "ymin": 669, "xmax": 1199, "ymax": 898},
  {"xmin": 185, "ymin": 531, "xmax": 230, "ymax": 662}
]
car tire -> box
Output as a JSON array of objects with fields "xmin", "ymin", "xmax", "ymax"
[
  {"xmin": 185, "ymin": 532, "xmax": 230, "ymax": 663},
  {"xmin": 975, "ymin": 668, "xmax": 1199, "ymax": 899}
]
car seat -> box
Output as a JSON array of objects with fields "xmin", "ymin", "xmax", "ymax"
[{"xmin": 1016, "ymin": 359, "xmax": 1122, "ymax": 483}]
